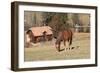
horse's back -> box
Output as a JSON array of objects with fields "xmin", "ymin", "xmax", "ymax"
[{"xmin": 57, "ymin": 29, "xmax": 73, "ymax": 41}]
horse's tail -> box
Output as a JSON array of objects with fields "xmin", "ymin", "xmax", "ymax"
[{"xmin": 69, "ymin": 29, "xmax": 73, "ymax": 45}]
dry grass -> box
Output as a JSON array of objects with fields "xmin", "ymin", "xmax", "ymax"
[{"xmin": 24, "ymin": 33, "xmax": 90, "ymax": 61}]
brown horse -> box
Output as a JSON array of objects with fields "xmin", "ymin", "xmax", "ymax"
[{"xmin": 55, "ymin": 29, "xmax": 73, "ymax": 52}]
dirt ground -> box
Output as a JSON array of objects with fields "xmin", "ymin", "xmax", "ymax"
[{"xmin": 24, "ymin": 33, "xmax": 90, "ymax": 61}]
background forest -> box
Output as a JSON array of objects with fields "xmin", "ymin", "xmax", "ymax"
[{"xmin": 24, "ymin": 11, "xmax": 90, "ymax": 37}]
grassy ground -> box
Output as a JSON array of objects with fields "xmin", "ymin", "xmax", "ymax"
[{"xmin": 24, "ymin": 33, "xmax": 90, "ymax": 61}]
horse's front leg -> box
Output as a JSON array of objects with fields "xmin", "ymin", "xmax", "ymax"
[
  {"xmin": 57, "ymin": 43, "xmax": 61, "ymax": 52},
  {"xmin": 56, "ymin": 43, "xmax": 62, "ymax": 52},
  {"xmin": 58, "ymin": 42, "xmax": 65, "ymax": 52}
]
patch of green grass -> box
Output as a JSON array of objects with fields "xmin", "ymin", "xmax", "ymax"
[{"xmin": 24, "ymin": 33, "xmax": 90, "ymax": 61}]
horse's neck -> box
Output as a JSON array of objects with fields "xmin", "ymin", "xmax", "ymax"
[{"xmin": 58, "ymin": 32, "xmax": 62, "ymax": 37}]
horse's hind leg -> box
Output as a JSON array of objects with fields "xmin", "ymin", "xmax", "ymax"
[
  {"xmin": 69, "ymin": 36, "xmax": 72, "ymax": 45},
  {"xmin": 63, "ymin": 40, "xmax": 66, "ymax": 46}
]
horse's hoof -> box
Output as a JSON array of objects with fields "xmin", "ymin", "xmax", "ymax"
[
  {"xmin": 71, "ymin": 47, "xmax": 75, "ymax": 49},
  {"xmin": 66, "ymin": 48, "xmax": 68, "ymax": 50}
]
